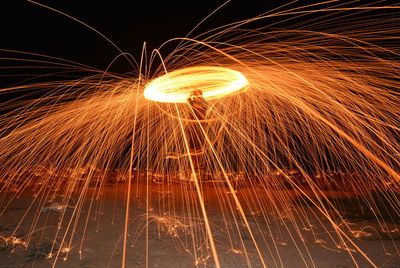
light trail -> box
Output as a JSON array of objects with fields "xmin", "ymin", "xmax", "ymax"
[{"xmin": 143, "ymin": 66, "xmax": 248, "ymax": 103}]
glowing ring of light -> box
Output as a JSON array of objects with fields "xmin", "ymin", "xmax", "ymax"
[{"xmin": 144, "ymin": 66, "xmax": 249, "ymax": 103}]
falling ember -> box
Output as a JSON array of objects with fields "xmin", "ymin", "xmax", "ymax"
[{"xmin": 143, "ymin": 66, "xmax": 249, "ymax": 103}]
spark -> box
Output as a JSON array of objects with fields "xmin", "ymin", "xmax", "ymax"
[{"xmin": 0, "ymin": 235, "xmax": 27, "ymax": 248}]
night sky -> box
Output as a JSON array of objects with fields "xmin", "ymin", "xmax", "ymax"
[
  {"xmin": 1, "ymin": 1, "xmax": 282, "ymax": 75},
  {"xmin": 2, "ymin": 1, "xmax": 398, "ymax": 87}
]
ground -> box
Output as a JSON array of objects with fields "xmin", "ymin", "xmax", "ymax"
[{"xmin": 0, "ymin": 177, "xmax": 399, "ymax": 268}]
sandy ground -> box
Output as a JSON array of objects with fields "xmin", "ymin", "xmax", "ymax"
[{"xmin": 0, "ymin": 179, "xmax": 399, "ymax": 268}]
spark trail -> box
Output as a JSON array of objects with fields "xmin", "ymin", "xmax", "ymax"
[{"xmin": 0, "ymin": 1, "xmax": 400, "ymax": 267}]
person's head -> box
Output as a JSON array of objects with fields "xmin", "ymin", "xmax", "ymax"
[{"xmin": 191, "ymin": 89, "xmax": 203, "ymax": 97}]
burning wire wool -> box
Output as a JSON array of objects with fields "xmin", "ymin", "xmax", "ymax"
[{"xmin": 144, "ymin": 66, "xmax": 248, "ymax": 103}]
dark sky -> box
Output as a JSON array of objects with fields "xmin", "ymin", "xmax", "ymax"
[
  {"xmin": 1, "ymin": 1, "xmax": 283, "ymax": 74},
  {"xmin": 2, "ymin": 0, "xmax": 398, "ymax": 82}
]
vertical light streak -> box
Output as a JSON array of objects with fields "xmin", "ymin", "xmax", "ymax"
[
  {"xmin": 122, "ymin": 44, "xmax": 146, "ymax": 268},
  {"xmin": 173, "ymin": 103, "xmax": 221, "ymax": 268}
]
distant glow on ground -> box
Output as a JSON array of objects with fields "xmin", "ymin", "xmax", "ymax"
[{"xmin": 144, "ymin": 66, "xmax": 249, "ymax": 103}]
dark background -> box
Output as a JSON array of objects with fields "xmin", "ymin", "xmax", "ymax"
[
  {"xmin": 1, "ymin": 0, "xmax": 398, "ymax": 86},
  {"xmin": 1, "ymin": 1, "xmax": 283, "ymax": 75}
]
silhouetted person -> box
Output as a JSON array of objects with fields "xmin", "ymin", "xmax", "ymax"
[
  {"xmin": 187, "ymin": 89, "xmax": 208, "ymax": 121},
  {"xmin": 186, "ymin": 90, "xmax": 208, "ymax": 176}
]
